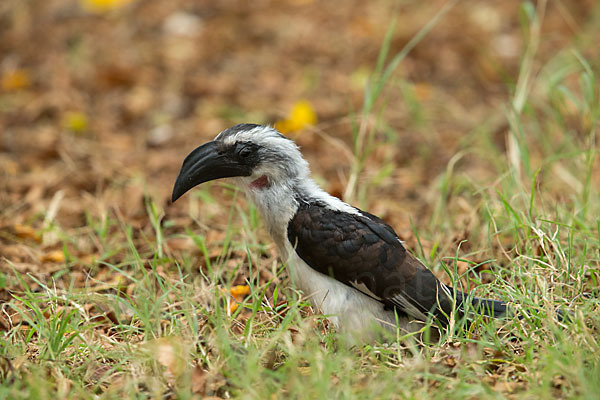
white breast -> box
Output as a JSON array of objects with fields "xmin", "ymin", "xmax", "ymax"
[{"xmin": 283, "ymin": 242, "xmax": 417, "ymax": 342}]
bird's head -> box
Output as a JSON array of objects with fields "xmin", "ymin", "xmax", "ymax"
[{"xmin": 171, "ymin": 124, "xmax": 309, "ymax": 203}]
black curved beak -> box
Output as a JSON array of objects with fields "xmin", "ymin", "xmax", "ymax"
[{"xmin": 171, "ymin": 141, "xmax": 252, "ymax": 203}]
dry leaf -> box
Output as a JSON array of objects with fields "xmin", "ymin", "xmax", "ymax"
[
  {"xmin": 164, "ymin": 236, "xmax": 197, "ymax": 252},
  {"xmin": 155, "ymin": 340, "xmax": 176, "ymax": 370},
  {"xmin": 145, "ymin": 337, "xmax": 187, "ymax": 384},
  {"xmin": 195, "ymin": 367, "xmax": 227, "ymax": 399},
  {"xmin": 227, "ymin": 300, "xmax": 239, "ymax": 314},
  {"xmin": 0, "ymin": 314, "xmax": 9, "ymax": 331},
  {"xmin": 1, "ymin": 69, "xmax": 31, "ymax": 91},
  {"xmin": 219, "ymin": 285, "xmax": 252, "ymax": 315},
  {"xmin": 40, "ymin": 250, "xmax": 65, "ymax": 263},
  {"xmin": 492, "ymin": 380, "xmax": 521, "ymax": 393},
  {"xmin": 191, "ymin": 365, "xmax": 207, "ymax": 394},
  {"xmin": 414, "ymin": 82, "xmax": 433, "ymax": 100},
  {"xmin": 13, "ymin": 224, "xmax": 41, "ymax": 242},
  {"xmin": 79, "ymin": 253, "xmax": 100, "ymax": 264},
  {"xmin": 230, "ymin": 285, "xmax": 250, "ymax": 298},
  {"xmin": 85, "ymin": 362, "xmax": 113, "ymax": 383}
]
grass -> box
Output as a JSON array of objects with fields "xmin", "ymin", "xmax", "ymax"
[{"xmin": 1, "ymin": 3, "xmax": 600, "ymax": 399}]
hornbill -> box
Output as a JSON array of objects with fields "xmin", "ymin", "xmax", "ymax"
[{"xmin": 171, "ymin": 124, "xmax": 509, "ymax": 340}]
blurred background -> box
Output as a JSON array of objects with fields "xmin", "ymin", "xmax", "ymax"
[
  {"xmin": 1, "ymin": 0, "xmax": 599, "ymax": 285},
  {"xmin": 2, "ymin": 0, "xmax": 600, "ymax": 285}
]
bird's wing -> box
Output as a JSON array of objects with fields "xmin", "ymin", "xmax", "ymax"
[{"xmin": 287, "ymin": 200, "xmax": 455, "ymax": 323}]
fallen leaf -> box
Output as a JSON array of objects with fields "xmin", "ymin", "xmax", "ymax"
[
  {"xmin": 79, "ymin": 253, "xmax": 100, "ymax": 264},
  {"xmin": 1, "ymin": 69, "xmax": 31, "ymax": 91},
  {"xmin": 155, "ymin": 339, "xmax": 176, "ymax": 371},
  {"xmin": 220, "ymin": 285, "xmax": 252, "ymax": 315},
  {"xmin": 191, "ymin": 365, "xmax": 227, "ymax": 398},
  {"xmin": 230, "ymin": 285, "xmax": 250, "ymax": 298},
  {"xmin": 164, "ymin": 237, "xmax": 197, "ymax": 252},
  {"xmin": 0, "ymin": 314, "xmax": 9, "ymax": 331},
  {"xmin": 85, "ymin": 362, "xmax": 114, "ymax": 383},
  {"xmin": 191, "ymin": 365, "xmax": 207, "ymax": 394},
  {"xmin": 0, "ymin": 158, "xmax": 19, "ymax": 176},
  {"xmin": 145, "ymin": 337, "xmax": 187, "ymax": 384},
  {"xmin": 13, "ymin": 224, "xmax": 41, "ymax": 242},
  {"xmin": 414, "ymin": 82, "xmax": 433, "ymax": 100},
  {"xmin": 492, "ymin": 380, "xmax": 521, "ymax": 393},
  {"xmin": 40, "ymin": 250, "xmax": 65, "ymax": 263},
  {"xmin": 227, "ymin": 300, "xmax": 239, "ymax": 314}
]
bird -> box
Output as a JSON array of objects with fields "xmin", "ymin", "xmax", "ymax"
[{"xmin": 171, "ymin": 123, "xmax": 509, "ymax": 342}]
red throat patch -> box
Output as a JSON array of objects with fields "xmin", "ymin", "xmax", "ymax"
[{"xmin": 250, "ymin": 175, "xmax": 270, "ymax": 189}]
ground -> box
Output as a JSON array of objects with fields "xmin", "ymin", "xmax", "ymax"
[{"xmin": 0, "ymin": 0, "xmax": 599, "ymax": 398}]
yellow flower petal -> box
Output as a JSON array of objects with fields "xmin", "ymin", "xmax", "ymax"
[
  {"xmin": 63, "ymin": 111, "xmax": 89, "ymax": 133},
  {"xmin": 275, "ymin": 100, "xmax": 317, "ymax": 134},
  {"xmin": 81, "ymin": 0, "xmax": 133, "ymax": 13}
]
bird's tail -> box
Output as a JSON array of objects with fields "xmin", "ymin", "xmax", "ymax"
[
  {"xmin": 440, "ymin": 285, "xmax": 508, "ymax": 319},
  {"xmin": 456, "ymin": 291, "xmax": 508, "ymax": 318},
  {"xmin": 448, "ymin": 286, "xmax": 570, "ymax": 322}
]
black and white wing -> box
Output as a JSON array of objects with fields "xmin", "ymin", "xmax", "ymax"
[{"xmin": 287, "ymin": 200, "xmax": 456, "ymax": 324}]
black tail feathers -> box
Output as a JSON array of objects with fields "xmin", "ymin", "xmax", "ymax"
[{"xmin": 449, "ymin": 287, "xmax": 570, "ymax": 323}]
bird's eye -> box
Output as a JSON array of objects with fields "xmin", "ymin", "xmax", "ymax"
[{"xmin": 238, "ymin": 146, "xmax": 253, "ymax": 158}]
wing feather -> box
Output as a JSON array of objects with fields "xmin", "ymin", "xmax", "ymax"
[{"xmin": 287, "ymin": 200, "xmax": 455, "ymax": 323}]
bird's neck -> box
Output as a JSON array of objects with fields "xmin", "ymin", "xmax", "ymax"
[
  {"xmin": 241, "ymin": 177, "xmax": 312, "ymax": 255},
  {"xmin": 242, "ymin": 176, "xmax": 357, "ymax": 259}
]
